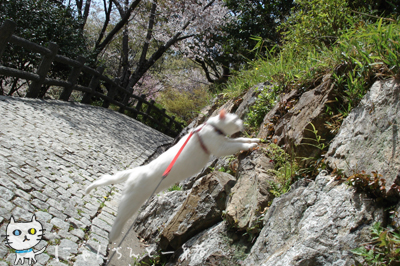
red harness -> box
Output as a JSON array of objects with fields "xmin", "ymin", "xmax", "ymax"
[
  {"xmin": 106, "ymin": 123, "xmax": 224, "ymax": 264},
  {"xmin": 162, "ymin": 123, "xmax": 207, "ymax": 178},
  {"xmin": 161, "ymin": 123, "xmax": 225, "ymax": 178}
]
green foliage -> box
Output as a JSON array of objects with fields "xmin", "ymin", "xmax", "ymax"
[
  {"xmin": 222, "ymin": 37, "xmax": 330, "ymax": 105},
  {"xmin": 280, "ymin": 0, "xmax": 352, "ymax": 50},
  {"xmin": 332, "ymin": 18, "xmax": 400, "ymax": 115},
  {"xmin": 218, "ymin": 166, "xmax": 233, "ymax": 175},
  {"xmin": 245, "ymin": 84, "xmax": 279, "ymax": 130},
  {"xmin": 0, "ymin": 0, "xmax": 88, "ymax": 57},
  {"xmin": 352, "ymin": 222, "xmax": 400, "ymax": 265},
  {"xmin": 0, "ymin": 0, "xmax": 90, "ymax": 95},
  {"xmin": 225, "ymin": 14, "xmax": 400, "ymax": 132},
  {"xmin": 259, "ymin": 124, "xmax": 329, "ymax": 197},
  {"xmin": 263, "ymin": 144, "xmax": 298, "ymax": 197},
  {"xmin": 263, "ymin": 144, "xmax": 290, "ymax": 170},
  {"xmin": 157, "ymin": 86, "xmax": 211, "ymax": 123},
  {"xmin": 302, "ymin": 123, "xmax": 328, "ymax": 152},
  {"xmin": 222, "ymin": 0, "xmax": 295, "ymax": 62},
  {"xmin": 167, "ymin": 184, "xmax": 182, "ymax": 192},
  {"xmin": 268, "ymin": 178, "xmax": 291, "ymax": 198}
]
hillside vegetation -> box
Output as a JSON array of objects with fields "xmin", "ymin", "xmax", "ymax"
[
  {"xmin": 222, "ymin": 1, "xmax": 399, "ymax": 134},
  {"xmin": 202, "ymin": 2, "xmax": 400, "ymax": 264}
]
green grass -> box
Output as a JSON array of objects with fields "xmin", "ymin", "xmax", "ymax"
[{"xmin": 222, "ymin": 18, "xmax": 400, "ymax": 130}]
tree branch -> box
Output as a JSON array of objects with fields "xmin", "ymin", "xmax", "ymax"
[
  {"xmin": 111, "ymin": 0, "xmax": 126, "ymax": 17},
  {"xmin": 81, "ymin": 0, "xmax": 92, "ymax": 29},
  {"xmin": 195, "ymin": 58, "xmax": 216, "ymax": 83},
  {"xmin": 125, "ymin": 0, "xmax": 218, "ymax": 89},
  {"xmin": 176, "ymin": 34, "xmax": 196, "ymax": 42},
  {"xmin": 75, "ymin": 0, "xmax": 83, "ymax": 16},
  {"xmin": 138, "ymin": 0, "xmax": 157, "ymax": 68},
  {"xmin": 94, "ymin": 0, "xmax": 113, "ymax": 55},
  {"xmin": 94, "ymin": 0, "xmax": 142, "ymax": 56}
]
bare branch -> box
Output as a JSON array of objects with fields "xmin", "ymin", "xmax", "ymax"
[
  {"xmin": 94, "ymin": 0, "xmax": 113, "ymax": 53},
  {"xmin": 75, "ymin": 0, "xmax": 83, "ymax": 15},
  {"xmin": 111, "ymin": 0, "xmax": 125, "ymax": 17},
  {"xmin": 138, "ymin": 0, "xmax": 158, "ymax": 68},
  {"xmin": 94, "ymin": 0, "xmax": 142, "ymax": 56},
  {"xmin": 125, "ymin": 0, "xmax": 219, "ymax": 89},
  {"xmin": 81, "ymin": 0, "xmax": 92, "ymax": 29}
]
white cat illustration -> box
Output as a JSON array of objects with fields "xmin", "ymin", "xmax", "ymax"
[{"xmin": 5, "ymin": 215, "xmax": 46, "ymax": 265}]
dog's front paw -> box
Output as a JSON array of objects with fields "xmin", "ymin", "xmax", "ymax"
[{"xmin": 248, "ymin": 143, "xmax": 258, "ymax": 150}]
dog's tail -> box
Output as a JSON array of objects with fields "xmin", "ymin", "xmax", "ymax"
[{"xmin": 85, "ymin": 169, "xmax": 133, "ymax": 194}]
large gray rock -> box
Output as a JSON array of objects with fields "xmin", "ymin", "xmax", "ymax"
[
  {"xmin": 257, "ymin": 88, "xmax": 299, "ymax": 141},
  {"xmin": 326, "ymin": 79, "xmax": 400, "ymax": 191},
  {"xmin": 258, "ymin": 75, "xmax": 335, "ymax": 160},
  {"xmin": 134, "ymin": 190, "xmax": 189, "ymax": 243},
  {"xmin": 159, "ymin": 172, "xmax": 236, "ymax": 250},
  {"xmin": 167, "ymin": 222, "xmax": 252, "ymax": 266},
  {"xmin": 225, "ymin": 150, "xmax": 275, "ymax": 231},
  {"xmin": 235, "ymin": 82, "xmax": 270, "ymax": 119},
  {"xmin": 210, "ymin": 82, "xmax": 269, "ymax": 119},
  {"xmin": 243, "ymin": 171, "xmax": 384, "ymax": 266}
]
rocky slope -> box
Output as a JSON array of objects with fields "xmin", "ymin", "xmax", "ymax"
[{"xmin": 134, "ymin": 78, "xmax": 400, "ymax": 265}]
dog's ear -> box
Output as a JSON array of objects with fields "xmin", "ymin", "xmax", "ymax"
[{"xmin": 219, "ymin": 109, "xmax": 226, "ymax": 120}]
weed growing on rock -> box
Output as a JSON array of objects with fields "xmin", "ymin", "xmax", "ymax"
[
  {"xmin": 242, "ymin": 208, "xmax": 268, "ymax": 243},
  {"xmin": 352, "ymin": 222, "xmax": 400, "ymax": 265},
  {"xmin": 268, "ymin": 179, "xmax": 291, "ymax": 198},
  {"xmin": 167, "ymin": 184, "xmax": 182, "ymax": 192},
  {"xmin": 345, "ymin": 170, "xmax": 400, "ymax": 203},
  {"xmin": 246, "ymin": 85, "xmax": 280, "ymax": 130},
  {"xmin": 218, "ymin": 166, "xmax": 233, "ymax": 175},
  {"xmin": 263, "ymin": 144, "xmax": 298, "ymax": 197}
]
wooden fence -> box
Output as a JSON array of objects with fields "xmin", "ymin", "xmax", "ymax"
[{"xmin": 0, "ymin": 20, "xmax": 183, "ymax": 137}]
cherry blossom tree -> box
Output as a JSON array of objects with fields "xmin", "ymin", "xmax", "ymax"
[
  {"xmin": 69, "ymin": 0, "xmax": 229, "ymax": 95},
  {"xmin": 122, "ymin": 0, "xmax": 230, "ymax": 93}
]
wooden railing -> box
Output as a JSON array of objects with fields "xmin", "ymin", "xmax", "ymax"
[{"xmin": 0, "ymin": 20, "xmax": 183, "ymax": 137}]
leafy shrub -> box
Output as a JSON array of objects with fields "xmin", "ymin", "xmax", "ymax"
[
  {"xmin": 352, "ymin": 222, "xmax": 400, "ymax": 265},
  {"xmin": 245, "ymin": 84, "xmax": 279, "ymax": 130},
  {"xmin": 0, "ymin": 0, "xmax": 90, "ymax": 95},
  {"xmin": 157, "ymin": 86, "xmax": 211, "ymax": 123},
  {"xmin": 280, "ymin": 0, "xmax": 352, "ymax": 50},
  {"xmin": 263, "ymin": 144, "xmax": 298, "ymax": 197},
  {"xmin": 332, "ymin": 18, "xmax": 400, "ymax": 116},
  {"xmin": 344, "ymin": 169, "xmax": 400, "ymax": 204}
]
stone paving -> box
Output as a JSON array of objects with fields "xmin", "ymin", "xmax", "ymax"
[{"xmin": 0, "ymin": 96, "xmax": 172, "ymax": 265}]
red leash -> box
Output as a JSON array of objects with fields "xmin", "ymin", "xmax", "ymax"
[
  {"xmin": 106, "ymin": 124, "xmax": 207, "ymax": 265},
  {"xmin": 162, "ymin": 123, "xmax": 206, "ymax": 178},
  {"xmin": 162, "ymin": 131, "xmax": 194, "ymax": 178}
]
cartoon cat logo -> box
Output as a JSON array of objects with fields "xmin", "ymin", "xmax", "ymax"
[{"xmin": 4, "ymin": 215, "xmax": 46, "ymax": 265}]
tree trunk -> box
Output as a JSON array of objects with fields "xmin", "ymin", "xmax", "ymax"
[{"xmin": 120, "ymin": 26, "xmax": 130, "ymax": 88}]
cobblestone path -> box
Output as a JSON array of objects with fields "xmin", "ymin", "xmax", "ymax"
[{"xmin": 0, "ymin": 96, "xmax": 172, "ymax": 266}]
